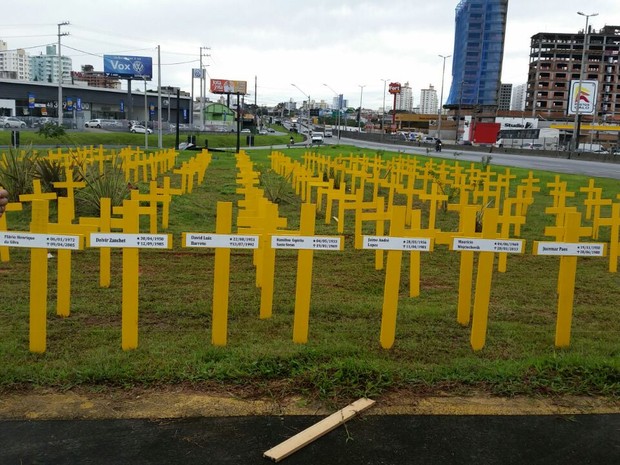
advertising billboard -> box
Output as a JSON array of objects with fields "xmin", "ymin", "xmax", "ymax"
[
  {"xmin": 568, "ymin": 80, "xmax": 598, "ymax": 115},
  {"xmin": 103, "ymin": 55, "xmax": 153, "ymax": 80},
  {"xmin": 210, "ymin": 79, "xmax": 247, "ymax": 94},
  {"xmin": 388, "ymin": 82, "xmax": 401, "ymax": 94}
]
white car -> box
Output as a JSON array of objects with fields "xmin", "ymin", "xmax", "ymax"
[
  {"xmin": 130, "ymin": 124, "xmax": 153, "ymax": 134},
  {"xmin": 311, "ymin": 132, "xmax": 324, "ymax": 144},
  {"xmin": 85, "ymin": 119, "xmax": 104, "ymax": 128},
  {"xmin": 0, "ymin": 117, "xmax": 26, "ymax": 128}
]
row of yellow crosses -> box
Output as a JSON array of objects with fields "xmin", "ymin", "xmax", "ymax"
[{"xmin": 0, "ymin": 146, "xmax": 212, "ymax": 352}]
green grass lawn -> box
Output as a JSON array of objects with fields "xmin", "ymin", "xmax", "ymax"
[
  {"xmin": 0, "ymin": 125, "xmax": 304, "ymax": 149},
  {"xmin": 0, "ymin": 143, "xmax": 618, "ymax": 404}
]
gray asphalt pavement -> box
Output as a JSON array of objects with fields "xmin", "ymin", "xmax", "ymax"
[
  {"xmin": 2, "ymin": 414, "xmax": 619, "ymax": 464},
  {"xmin": 337, "ymin": 137, "xmax": 620, "ymax": 180}
]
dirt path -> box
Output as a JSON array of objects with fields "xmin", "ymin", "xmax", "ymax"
[{"xmin": 1, "ymin": 388, "xmax": 618, "ymax": 419}]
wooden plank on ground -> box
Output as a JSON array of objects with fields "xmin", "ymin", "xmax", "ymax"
[{"xmin": 263, "ymin": 397, "xmax": 375, "ymax": 462}]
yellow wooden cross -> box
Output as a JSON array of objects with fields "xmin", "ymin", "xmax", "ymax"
[
  {"xmin": 46, "ymin": 197, "xmax": 96, "ymax": 317},
  {"xmin": 292, "ymin": 203, "xmax": 317, "ymax": 344},
  {"xmin": 579, "ymin": 179, "xmax": 612, "ymax": 239},
  {"xmin": 79, "ymin": 198, "xmax": 113, "ymax": 287},
  {"xmin": 111, "ymin": 199, "xmax": 141, "ymax": 350},
  {"xmin": 379, "ymin": 205, "xmax": 407, "ymax": 349},
  {"xmin": 535, "ymin": 211, "xmax": 595, "ymax": 348},
  {"xmin": 595, "ymin": 202, "xmax": 620, "ymax": 272},
  {"xmin": 212, "ymin": 202, "xmax": 233, "ymax": 346},
  {"xmin": 25, "ymin": 199, "xmax": 50, "ymax": 353},
  {"xmin": 469, "ymin": 207, "xmax": 500, "ymax": 351}
]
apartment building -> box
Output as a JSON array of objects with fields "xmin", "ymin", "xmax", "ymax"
[
  {"xmin": 395, "ymin": 82, "xmax": 414, "ymax": 112},
  {"xmin": 71, "ymin": 64, "xmax": 121, "ymax": 89},
  {"xmin": 30, "ymin": 45, "xmax": 72, "ymax": 84},
  {"xmin": 419, "ymin": 84, "xmax": 438, "ymax": 115},
  {"xmin": 0, "ymin": 40, "xmax": 31, "ymax": 80},
  {"xmin": 498, "ymin": 83, "xmax": 512, "ymax": 111},
  {"xmin": 526, "ymin": 25, "xmax": 620, "ymax": 122}
]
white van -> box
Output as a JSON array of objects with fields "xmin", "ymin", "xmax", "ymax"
[{"xmin": 578, "ymin": 143, "xmax": 605, "ymax": 153}]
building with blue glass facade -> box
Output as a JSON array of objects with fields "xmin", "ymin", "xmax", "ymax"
[{"xmin": 445, "ymin": 0, "xmax": 509, "ymax": 109}]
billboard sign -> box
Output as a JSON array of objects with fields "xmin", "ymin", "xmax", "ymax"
[
  {"xmin": 210, "ymin": 79, "xmax": 247, "ymax": 95},
  {"xmin": 103, "ymin": 55, "xmax": 153, "ymax": 80},
  {"xmin": 568, "ymin": 80, "xmax": 598, "ymax": 115},
  {"xmin": 388, "ymin": 82, "xmax": 401, "ymax": 94},
  {"xmin": 495, "ymin": 117, "xmax": 538, "ymax": 130}
]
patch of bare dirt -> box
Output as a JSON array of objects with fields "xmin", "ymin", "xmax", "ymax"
[{"xmin": 0, "ymin": 385, "xmax": 617, "ymax": 420}]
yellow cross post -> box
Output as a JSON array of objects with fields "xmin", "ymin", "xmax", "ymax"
[
  {"xmin": 534, "ymin": 211, "xmax": 598, "ymax": 347},
  {"xmin": 19, "ymin": 181, "xmax": 57, "ymax": 353},
  {"xmin": 597, "ymin": 203, "xmax": 620, "ymax": 272},
  {"xmin": 496, "ymin": 198, "xmax": 526, "ymax": 273},
  {"xmin": 112, "ymin": 199, "xmax": 140, "ymax": 350},
  {"xmin": 579, "ymin": 179, "xmax": 612, "ymax": 239},
  {"xmin": 517, "ymin": 171, "xmax": 541, "ymax": 216},
  {"xmin": 27, "ymin": 200, "xmax": 50, "ymax": 353},
  {"xmin": 46, "ymin": 197, "xmax": 96, "ymax": 317},
  {"xmin": 455, "ymin": 206, "xmax": 480, "ymax": 326},
  {"xmin": 52, "ymin": 166, "xmax": 86, "ymax": 210},
  {"xmin": 79, "ymin": 198, "xmax": 113, "ymax": 287},
  {"xmin": 469, "ymin": 208, "xmax": 500, "ymax": 351},
  {"xmin": 151, "ymin": 177, "xmax": 182, "ymax": 229},
  {"xmin": 212, "ymin": 202, "xmax": 233, "ymax": 346},
  {"xmin": 292, "ymin": 203, "xmax": 317, "ymax": 344},
  {"xmin": 379, "ymin": 205, "xmax": 407, "ymax": 349}
]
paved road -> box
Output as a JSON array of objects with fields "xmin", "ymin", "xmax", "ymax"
[
  {"xmin": 2, "ymin": 414, "xmax": 619, "ymax": 464},
  {"xmin": 338, "ymin": 137, "xmax": 620, "ymax": 180}
]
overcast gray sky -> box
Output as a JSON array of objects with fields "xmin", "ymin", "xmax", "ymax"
[{"xmin": 1, "ymin": 0, "xmax": 619, "ymax": 109}]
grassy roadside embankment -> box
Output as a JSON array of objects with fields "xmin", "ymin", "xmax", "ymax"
[{"xmin": 0, "ymin": 142, "xmax": 618, "ymax": 406}]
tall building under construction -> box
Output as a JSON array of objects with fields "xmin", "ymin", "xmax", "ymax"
[
  {"xmin": 526, "ymin": 25, "xmax": 620, "ymax": 122},
  {"xmin": 445, "ymin": 0, "xmax": 509, "ymax": 111}
]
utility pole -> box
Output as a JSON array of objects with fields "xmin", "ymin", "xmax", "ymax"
[
  {"xmin": 199, "ymin": 46, "xmax": 210, "ymax": 131},
  {"xmin": 571, "ymin": 12, "xmax": 598, "ymax": 152},
  {"xmin": 157, "ymin": 45, "xmax": 162, "ymax": 148},
  {"xmin": 57, "ymin": 21, "xmax": 69, "ymax": 127}
]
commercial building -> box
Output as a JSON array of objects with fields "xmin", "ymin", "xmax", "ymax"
[
  {"xmin": 0, "ymin": 79, "xmax": 191, "ymax": 127},
  {"xmin": 526, "ymin": 25, "xmax": 620, "ymax": 122},
  {"xmin": 445, "ymin": 0, "xmax": 509, "ymax": 110}
]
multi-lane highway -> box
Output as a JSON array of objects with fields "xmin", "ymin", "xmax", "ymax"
[{"xmin": 339, "ymin": 136, "xmax": 620, "ymax": 180}]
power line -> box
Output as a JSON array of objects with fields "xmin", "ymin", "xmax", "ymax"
[{"xmin": 0, "ymin": 34, "xmax": 56, "ymax": 39}]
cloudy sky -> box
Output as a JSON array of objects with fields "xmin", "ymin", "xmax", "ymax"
[{"xmin": 2, "ymin": 0, "xmax": 619, "ymax": 110}]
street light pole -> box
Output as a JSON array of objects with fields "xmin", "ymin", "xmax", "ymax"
[
  {"xmin": 291, "ymin": 83, "xmax": 311, "ymax": 136},
  {"xmin": 381, "ymin": 78, "xmax": 389, "ymax": 139},
  {"xmin": 57, "ymin": 21, "xmax": 69, "ymax": 127},
  {"xmin": 437, "ymin": 54, "xmax": 451, "ymax": 139},
  {"xmin": 571, "ymin": 11, "xmax": 598, "ymax": 152},
  {"xmin": 323, "ymin": 83, "xmax": 342, "ymax": 141},
  {"xmin": 358, "ymin": 85, "xmax": 366, "ymax": 133},
  {"xmin": 144, "ymin": 77, "xmax": 148, "ymax": 150}
]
